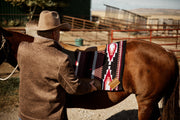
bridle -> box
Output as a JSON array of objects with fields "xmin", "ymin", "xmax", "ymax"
[
  {"xmin": 0, "ymin": 34, "xmax": 9, "ymax": 61},
  {"xmin": 0, "ymin": 35, "xmax": 6, "ymax": 50},
  {"xmin": 0, "ymin": 34, "xmax": 18, "ymax": 81}
]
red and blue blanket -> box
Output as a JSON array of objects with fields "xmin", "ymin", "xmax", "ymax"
[{"xmin": 74, "ymin": 41, "xmax": 126, "ymax": 91}]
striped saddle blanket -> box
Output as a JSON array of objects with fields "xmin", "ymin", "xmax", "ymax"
[{"xmin": 74, "ymin": 41, "xmax": 126, "ymax": 91}]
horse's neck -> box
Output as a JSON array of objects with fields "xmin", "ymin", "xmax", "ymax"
[
  {"xmin": 5, "ymin": 31, "xmax": 34, "ymax": 59},
  {"xmin": 17, "ymin": 32, "xmax": 34, "ymax": 43},
  {"xmin": 7, "ymin": 31, "xmax": 33, "ymax": 46}
]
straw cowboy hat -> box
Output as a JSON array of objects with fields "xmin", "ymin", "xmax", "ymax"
[{"xmin": 37, "ymin": 10, "xmax": 71, "ymax": 31}]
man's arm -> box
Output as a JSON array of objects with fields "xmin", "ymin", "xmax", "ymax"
[{"xmin": 57, "ymin": 55, "xmax": 98, "ymax": 95}]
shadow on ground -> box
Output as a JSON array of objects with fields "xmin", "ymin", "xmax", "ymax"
[{"xmin": 107, "ymin": 109, "xmax": 138, "ymax": 120}]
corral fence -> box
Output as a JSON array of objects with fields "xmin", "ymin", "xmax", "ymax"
[
  {"xmin": 1, "ymin": 13, "xmax": 180, "ymax": 31},
  {"xmin": 62, "ymin": 15, "xmax": 112, "ymax": 29},
  {"xmin": 111, "ymin": 28, "xmax": 180, "ymax": 59},
  {"xmin": 5, "ymin": 27, "xmax": 180, "ymax": 59},
  {"xmin": 99, "ymin": 17, "xmax": 180, "ymax": 30},
  {"xmin": 102, "ymin": 4, "xmax": 180, "ymax": 30},
  {"xmin": 63, "ymin": 15, "xmax": 180, "ymax": 31}
]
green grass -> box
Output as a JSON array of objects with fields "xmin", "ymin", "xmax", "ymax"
[{"xmin": 0, "ymin": 77, "xmax": 19, "ymax": 111}]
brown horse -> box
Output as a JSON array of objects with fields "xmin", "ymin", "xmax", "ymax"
[{"xmin": 0, "ymin": 27, "xmax": 179, "ymax": 120}]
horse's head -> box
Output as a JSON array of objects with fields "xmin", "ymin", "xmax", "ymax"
[
  {"xmin": 0, "ymin": 27, "xmax": 22, "ymax": 68},
  {"xmin": 0, "ymin": 27, "xmax": 34, "ymax": 68}
]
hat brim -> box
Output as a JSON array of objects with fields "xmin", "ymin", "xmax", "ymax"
[{"xmin": 37, "ymin": 23, "xmax": 71, "ymax": 31}]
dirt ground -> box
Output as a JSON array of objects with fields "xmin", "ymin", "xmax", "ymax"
[{"xmin": 0, "ymin": 96, "xmax": 139, "ymax": 120}]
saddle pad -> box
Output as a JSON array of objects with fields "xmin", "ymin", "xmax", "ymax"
[{"xmin": 74, "ymin": 41, "xmax": 126, "ymax": 91}]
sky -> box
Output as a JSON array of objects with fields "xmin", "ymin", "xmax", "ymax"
[{"xmin": 91, "ymin": 0, "xmax": 180, "ymax": 10}]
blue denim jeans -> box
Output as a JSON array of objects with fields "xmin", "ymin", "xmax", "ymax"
[{"xmin": 19, "ymin": 118, "xmax": 21, "ymax": 120}]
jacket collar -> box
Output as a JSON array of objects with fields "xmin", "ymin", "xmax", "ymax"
[{"xmin": 33, "ymin": 36, "xmax": 56, "ymax": 47}]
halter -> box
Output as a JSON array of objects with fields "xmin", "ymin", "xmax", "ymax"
[
  {"xmin": 0, "ymin": 35, "xmax": 6, "ymax": 50},
  {"xmin": 0, "ymin": 35, "xmax": 19, "ymax": 81}
]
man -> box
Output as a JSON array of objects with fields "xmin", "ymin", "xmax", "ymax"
[{"xmin": 17, "ymin": 10, "xmax": 98, "ymax": 120}]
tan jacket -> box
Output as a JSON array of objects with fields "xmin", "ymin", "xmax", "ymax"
[{"xmin": 17, "ymin": 36, "xmax": 92, "ymax": 120}]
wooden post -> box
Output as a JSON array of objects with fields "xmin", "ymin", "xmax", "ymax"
[
  {"xmin": 176, "ymin": 29, "xmax": 178, "ymax": 48},
  {"xmin": 108, "ymin": 30, "xmax": 111, "ymax": 44},
  {"xmin": 72, "ymin": 18, "xmax": 74, "ymax": 29},
  {"xmin": 96, "ymin": 30, "xmax": 98, "ymax": 44},
  {"xmin": 83, "ymin": 20, "xmax": 85, "ymax": 29},
  {"xmin": 110, "ymin": 30, "xmax": 113, "ymax": 43},
  {"xmin": 150, "ymin": 30, "xmax": 152, "ymax": 43}
]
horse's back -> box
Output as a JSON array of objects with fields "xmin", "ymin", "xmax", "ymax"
[
  {"xmin": 123, "ymin": 40, "xmax": 178, "ymax": 97},
  {"xmin": 59, "ymin": 42, "xmax": 106, "ymax": 52}
]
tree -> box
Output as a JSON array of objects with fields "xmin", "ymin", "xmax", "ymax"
[{"xmin": 4, "ymin": 0, "xmax": 68, "ymax": 21}]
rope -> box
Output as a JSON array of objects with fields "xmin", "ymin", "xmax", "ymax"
[{"xmin": 0, "ymin": 65, "xmax": 18, "ymax": 81}]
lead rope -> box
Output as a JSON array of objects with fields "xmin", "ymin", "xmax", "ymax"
[
  {"xmin": 0, "ymin": 35, "xmax": 18, "ymax": 81},
  {"xmin": 0, "ymin": 64, "xmax": 18, "ymax": 81}
]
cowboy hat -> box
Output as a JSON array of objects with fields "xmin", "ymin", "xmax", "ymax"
[{"xmin": 37, "ymin": 10, "xmax": 71, "ymax": 31}]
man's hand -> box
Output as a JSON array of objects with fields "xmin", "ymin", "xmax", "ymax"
[{"xmin": 89, "ymin": 81, "xmax": 97, "ymax": 92}]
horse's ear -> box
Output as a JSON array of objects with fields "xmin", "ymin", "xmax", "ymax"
[{"xmin": 0, "ymin": 26, "xmax": 12, "ymax": 36}]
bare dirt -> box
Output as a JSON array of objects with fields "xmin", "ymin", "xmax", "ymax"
[{"xmin": 0, "ymin": 98, "xmax": 139, "ymax": 120}]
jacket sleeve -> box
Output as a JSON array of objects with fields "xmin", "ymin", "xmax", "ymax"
[{"xmin": 57, "ymin": 55, "xmax": 92, "ymax": 95}]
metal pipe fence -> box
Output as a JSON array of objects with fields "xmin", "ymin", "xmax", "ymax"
[{"xmin": 110, "ymin": 28, "xmax": 180, "ymax": 58}]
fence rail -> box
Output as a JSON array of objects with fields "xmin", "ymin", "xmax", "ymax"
[
  {"xmin": 111, "ymin": 28, "xmax": 180, "ymax": 42},
  {"xmin": 110, "ymin": 28, "xmax": 180, "ymax": 58},
  {"xmin": 100, "ymin": 17, "xmax": 180, "ymax": 30},
  {"xmin": 62, "ymin": 15, "xmax": 112, "ymax": 29}
]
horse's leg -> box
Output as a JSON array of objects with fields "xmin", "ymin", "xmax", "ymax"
[
  {"xmin": 136, "ymin": 96, "xmax": 161, "ymax": 120},
  {"xmin": 149, "ymin": 104, "xmax": 161, "ymax": 120},
  {"xmin": 63, "ymin": 108, "xmax": 68, "ymax": 120}
]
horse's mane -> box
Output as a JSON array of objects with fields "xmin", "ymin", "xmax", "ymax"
[
  {"xmin": 0, "ymin": 26, "xmax": 30, "ymax": 37},
  {"xmin": 0, "ymin": 26, "xmax": 12, "ymax": 36},
  {"xmin": 0, "ymin": 26, "xmax": 34, "ymax": 43}
]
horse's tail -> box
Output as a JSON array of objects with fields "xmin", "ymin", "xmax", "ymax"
[{"xmin": 162, "ymin": 53, "xmax": 179, "ymax": 120}]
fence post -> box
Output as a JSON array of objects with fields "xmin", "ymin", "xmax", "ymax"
[
  {"xmin": 72, "ymin": 18, "xmax": 74, "ymax": 29},
  {"xmin": 108, "ymin": 30, "xmax": 111, "ymax": 44},
  {"xmin": 176, "ymin": 29, "xmax": 178, "ymax": 48},
  {"xmin": 111, "ymin": 30, "xmax": 113, "ymax": 43},
  {"xmin": 150, "ymin": 30, "xmax": 152, "ymax": 42},
  {"xmin": 83, "ymin": 20, "xmax": 85, "ymax": 29}
]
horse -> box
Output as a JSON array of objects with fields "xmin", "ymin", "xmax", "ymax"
[{"xmin": 0, "ymin": 26, "xmax": 179, "ymax": 120}]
